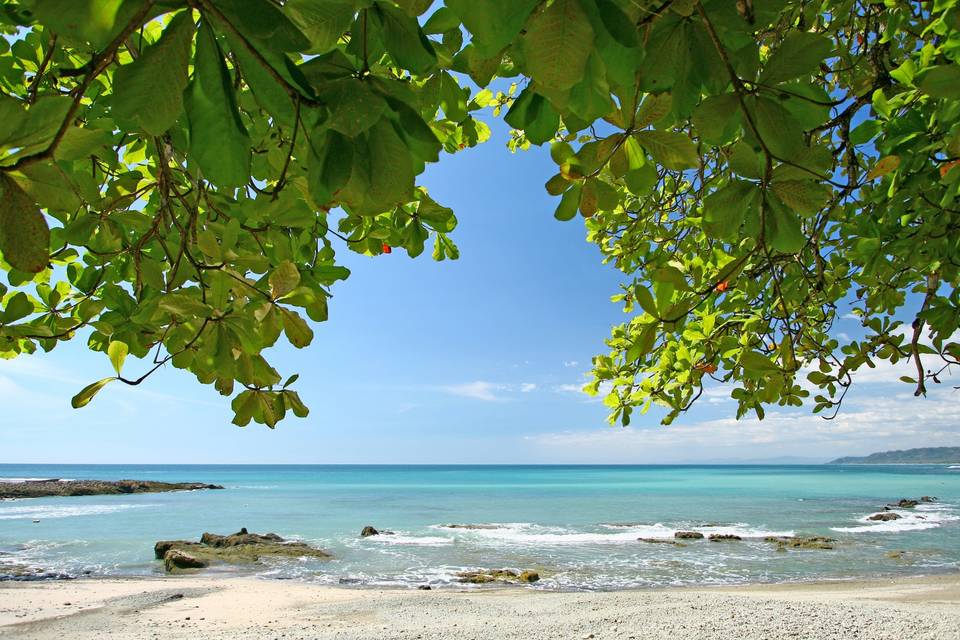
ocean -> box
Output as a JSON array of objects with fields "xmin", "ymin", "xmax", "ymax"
[{"xmin": 1, "ymin": 464, "xmax": 958, "ymax": 590}]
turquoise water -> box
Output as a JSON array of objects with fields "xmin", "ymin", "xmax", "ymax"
[{"xmin": 1, "ymin": 464, "xmax": 958, "ymax": 590}]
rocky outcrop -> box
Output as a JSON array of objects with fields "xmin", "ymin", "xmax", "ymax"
[
  {"xmin": 765, "ymin": 536, "xmax": 836, "ymax": 551},
  {"xmin": 675, "ymin": 531, "xmax": 704, "ymax": 539},
  {"xmin": 155, "ymin": 529, "xmax": 332, "ymax": 573},
  {"xmin": 360, "ymin": 526, "xmax": 379, "ymax": 537},
  {"xmin": 1, "ymin": 479, "xmax": 223, "ymax": 500},
  {"xmin": 164, "ymin": 550, "xmax": 208, "ymax": 572},
  {"xmin": 638, "ymin": 537, "xmax": 682, "ymax": 545},
  {"xmin": 455, "ymin": 569, "xmax": 540, "ymax": 584},
  {"xmin": 708, "ymin": 534, "xmax": 742, "ymax": 542},
  {"xmin": 867, "ymin": 512, "xmax": 901, "ymax": 521}
]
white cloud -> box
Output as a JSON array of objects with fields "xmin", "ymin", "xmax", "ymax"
[
  {"xmin": 563, "ymin": 361, "xmax": 579, "ymax": 368},
  {"xmin": 525, "ymin": 387, "xmax": 960, "ymax": 463},
  {"xmin": 554, "ymin": 383, "xmax": 583, "ymax": 394},
  {"xmin": 438, "ymin": 381, "xmax": 507, "ymax": 401},
  {"xmin": 519, "ymin": 383, "xmax": 537, "ymax": 393}
]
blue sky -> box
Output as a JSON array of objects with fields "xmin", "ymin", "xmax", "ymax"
[{"xmin": 2, "ymin": 116, "xmax": 958, "ymax": 464}]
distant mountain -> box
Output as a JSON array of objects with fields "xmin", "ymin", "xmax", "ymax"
[{"xmin": 828, "ymin": 447, "xmax": 960, "ymax": 464}]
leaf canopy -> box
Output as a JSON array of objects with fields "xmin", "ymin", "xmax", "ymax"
[{"xmin": 0, "ymin": 0, "xmax": 958, "ymax": 431}]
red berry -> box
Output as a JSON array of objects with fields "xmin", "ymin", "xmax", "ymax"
[{"xmin": 382, "ymin": 243, "xmax": 392, "ymax": 254}]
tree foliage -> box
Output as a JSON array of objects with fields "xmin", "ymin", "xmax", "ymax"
[{"xmin": 0, "ymin": 0, "xmax": 957, "ymax": 428}]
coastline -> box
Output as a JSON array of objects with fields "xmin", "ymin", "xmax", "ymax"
[{"xmin": 2, "ymin": 573, "xmax": 958, "ymax": 639}]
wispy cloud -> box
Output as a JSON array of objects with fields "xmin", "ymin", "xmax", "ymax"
[
  {"xmin": 525, "ymin": 387, "xmax": 960, "ymax": 463},
  {"xmin": 437, "ymin": 381, "xmax": 509, "ymax": 401},
  {"xmin": 563, "ymin": 361, "xmax": 579, "ymax": 368},
  {"xmin": 519, "ymin": 383, "xmax": 537, "ymax": 393}
]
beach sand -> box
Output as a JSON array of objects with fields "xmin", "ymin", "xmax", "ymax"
[{"xmin": 1, "ymin": 573, "xmax": 958, "ymax": 639}]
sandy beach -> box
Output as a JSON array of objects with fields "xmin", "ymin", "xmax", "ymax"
[{"xmin": 1, "ymin": 574, "xmax": 958, "ymax": 640}]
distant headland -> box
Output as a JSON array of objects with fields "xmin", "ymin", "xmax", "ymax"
[{"xmin": 828, "ymin": 447, "xmax": 960, "ymax": 465}]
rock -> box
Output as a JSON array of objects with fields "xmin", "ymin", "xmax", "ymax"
[
  {"xmin": 164, "ymin": 550, "xmax": 208, "ymax": 572},
  {"xmin": 765, "ymin": 536, "xmax": 836, "ymax": 551},
  {"xmin": 0, "ymin": 479, "xmax": 223, "ymax": 500},
  {"xmin": 708, "ymin": 534, "xmax": 741, "ymax": 542},
  {"xmin": 674, "ymin": 531, "xmax": 704, "ymax": 539},
  {"xmin": 893, "ymin": 499, "xmax": 919, "ymax": 508},
  {"xmin": 638, "ymin": 538, "xmax": 679, "ymax": 544},
  {"xmin": 867, "ymin": 512, "xmax": 901, "ymax": 521},
  {"xmin": 886, "ymin": 550, "xmax": 905, "ymax": 560},
  {"xmin": 155, "ymin": 530, "xmax": 332, "ymax": 572},
  {"xmin": 360, "ymin": 526, "xmax": 379, "ymax": 538},
  {"xmin": 154, "ymin": 540, "xmax": 199, "ymax": 559},
  {"xmin": 920, "ymin": 496, "xmax": 937, "ymax": 503},
  {"xmin": 455, "ymin": 569, "xmax": 538, "ymax": 584},
  {"xmin": 418, "ymin": 585, "xmax": 432, "ymax": 590}
]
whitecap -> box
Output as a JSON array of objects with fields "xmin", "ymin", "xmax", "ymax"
[
  {"xmin": 831, "ymin": 507, "xmax": 959, "ymax": 533},
  {"xmin": 0, "ymin": 503, "xmax": 157, "ymax": 520}
]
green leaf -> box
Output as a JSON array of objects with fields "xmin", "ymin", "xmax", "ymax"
[
  {"xmin": 308, "ymin": 129, "xmax": 354, "ymax": 206},
  {"xmin": 740, "ymin": 350, "xmax": 779, "ymax": 373},
  {"xmin": 285, "ymin": 0, "xmax": 354, "ymax": 55},
  {"xmin": 373, "ymin": 2, "xmax": 437, "ymax": 74},
  {"xmin": 281, "ymin": 308, "xmax": 313, "ymax": 348},
  {"xmin": 771, "ymin": 180, "xmax": 831, "ymax": 216},
  {"xmin": 359, "ymin": 119, "xmax": 416, "ymax": 213},
  {"xmin": 918, "ymin": 65, "xmax": 960, "ymax": 99},
  {"xmin": 504, "ymin": 89, "xmax": 559, "ymax": 145},
  {"xmin": 320, "ymin": 78, "xmax": 387, "ymax": 136},
  {"xmin": 446, "ymin": 0, "xmax": 539, "ymax": 58},
  {"xmin": 767, "ymin": 195, "xmax": 806, "ymax": 253},
  {"xmin": 212, "ymin": 0, "xmax": 310, "ymax": 52},
  {"xmin": 635, "ymin": 130, "xmax": 698, "ymax": 170},
  {"xmin": 703, "ymin": 180, "xmax": 758, "ymax": 241},
  {"xmin": 595, "ymin": 0, "xmax": 638, "ymax": 48},
  {"xmin": 270, "ymin": 261, "xmax": 301, "ymax": 298},
  {"xmin": 636, "ymin": 93, "xmax": 672, "ymax": 128},
  {"xmin": 555, "ymin": 183, "xmax": 582, "ymax": 221},
  {"xmin": 71, "ymin": 377, "xmax": 115, "ymax": 409},
  {"xmin": 521, "ymin": 0, "xmax": 595, "ymax": 90},
  {"xmin": 107, "ymin": 340, "xmax": 128, "ymax": 375},
  {"xmin": 752, "ymin": 96, "xmax": 805, "ymax": 161},
  {"xmin": 693, "ymin": 93, "xmax": 741, "ymax": 145},
  {"xmin": 112, "ymin": 11, "xmax": 195, "ymax": 136},
  {"xmin": 28, "ymin": 0, "xmax": 145, "ymax": 50},
  {"xmin": 184, "ymin": 20, "xmax": 251, "ymax": 189},
  {"xmin": 0, "ymin": 174, "xmax": 49, "ymax": 273},
  {"xmin": 758, "ymin": 31, "xmax": 833, "ymax": 86},
  {"xmin": 2, "ymin": 291, "xmax": 34, "ymax": 323}
]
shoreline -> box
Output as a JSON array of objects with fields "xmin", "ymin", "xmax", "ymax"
[{"xmin": 2, "ymin": 572, "xmax": 958, "ymax": 639}]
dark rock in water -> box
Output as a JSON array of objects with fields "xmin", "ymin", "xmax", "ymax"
[
  {"xmin": 765, "ymin": 536, "xmax": 836, "ymax": 551},
  {"xmin": 455, "ymin": 569, "xmax": 537, "ymax": 584},
  {"xmin": 338, "ymin": 577, "xmax": 362, "ymax": 585},
  {"xmin": 360, "ymin": 526, "xmax": 379, "ymax": 538},
  {"xmin": 156, "ymin": 530, "xmax": 332, "ymax": 573},
  {"xmin": 0, "ymin": 479, "xmax": 223, "ymax": 500},
  {"xmin": 893, "ymin": 499, "xmax": 919, "ymax": 508},
  {"xmin": 637, "ymin": 537, "xmax": 679, "ymax": 544},
  {"xmin": 674, "ymin": 531, "xmax": 704, "ymax": 540},
  {"xmin": 164, "ymin": 550, "xmax": 208, "ymax": 572},
  {"xmin": 920, "ymin": 496, "xmax": 937, "ymax": 503},
  {"xmin": 417, "ymin": 585, "xmax": 432, "ymax": 590},
  {"xmin": 708, "ymin": 534, "xmax": 741, "ymax": 542},
  {"xmin": 868, "ymin": 512, "xmax": 901, "ymax": 521}
]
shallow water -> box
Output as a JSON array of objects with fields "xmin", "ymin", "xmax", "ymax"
[{"xmin": 1, "ymin": 464, "xmax": 958, "ymax": 590}]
